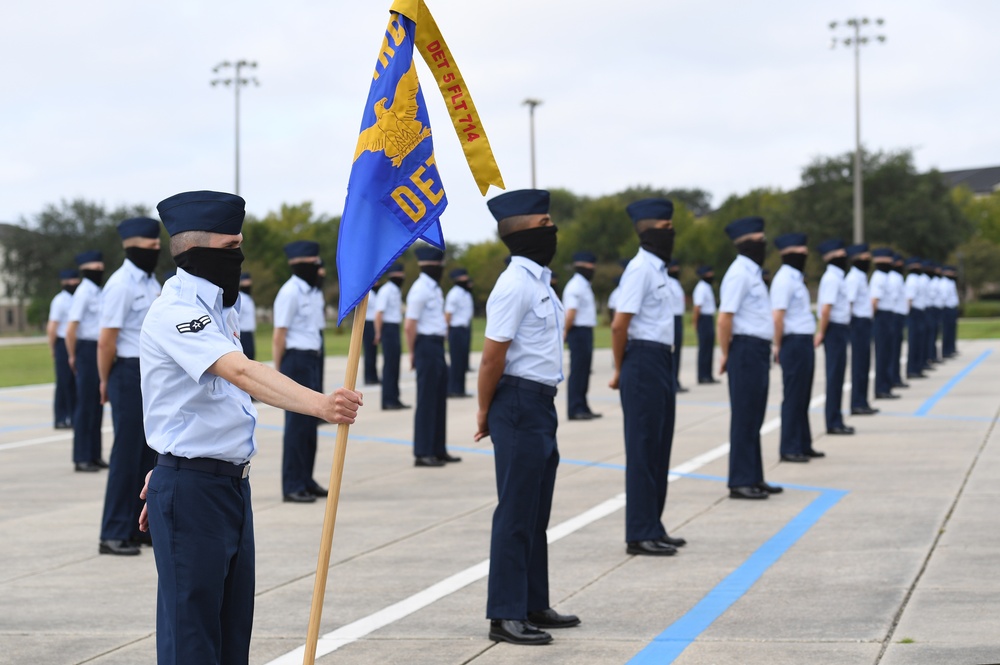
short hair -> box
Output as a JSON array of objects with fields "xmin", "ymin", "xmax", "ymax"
[
  {"xmin": 497, "ymin": 214, "xmax": 539, "ymax": 237},
  {"xmin": 169, "ymin": 230, "xmax": 211, "ymax": 257},
  {"xmin": 634, "ymin": 218, "xmax": 666, "ymax": 234}
]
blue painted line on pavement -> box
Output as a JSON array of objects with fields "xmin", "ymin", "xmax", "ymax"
[
  {"xmin": 0, "ymin": 421, "xmax": 52, "ymax": 434},
  {"xmin": 627, "ymin": 487, "xmax": 848, "ymax": 665},
  {"xmin": 914, "ymin": 349, "xmax": 992, "ymax": 417}
]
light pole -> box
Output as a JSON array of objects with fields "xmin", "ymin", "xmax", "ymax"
[
  {"xmin": 830, "ymin": 18, "xmax": 886, "ymax": 244},
  {"xmin": 522, "ymin": 98, "xmax": 542, "ymax": 188},
  {"xmin": 211, "ymin": 60, "xmax": 259, "ymax": 196}
]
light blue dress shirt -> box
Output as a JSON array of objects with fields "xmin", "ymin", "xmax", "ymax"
[
  {"xmin": 485, "ymin": 256, "xmax": 564, "ymax": 386},
  {"xmin": 445, "ymin": 285, "xmax": 475, "ymax": 327},
  {"xmin": 692, "ymin": 280, "xmax": 716, "ymax": 315},
  {"xmin": 49, "ymin": 290, "xmax": 73, "ymax": 338},
  {"xmin": 68, "ymin": 277, "xmax": 102, "ymax": 341},
  {"xmin": 770, "ymin": 264, "xmax": 816, "ymax": 335},
  {"xmin": 888, "ymin": 270, "xmax": 908, "ymax": 315},
  {"xmin": 719, "ymin": 255, "xmax": 773, "ymax": 341},
  {"xmin": 100, "ymin": 259, "xmax": 161, "ymax": 358},
  {"xmin": 869, "ymin": 270, "xmax": 893, "ymax": 312},
  {"xmin": 905, "ymin": 273, "xmax": 926, "ymax": 310},
  {"xmin": 562, "ymin": 272, "xmax": 597, "ymax": 327},
  {"xmin": 844, "ymin": 266, "xmax": 873, "ymax": 318},
  {"xmin": 405, "ymin": 272, "xmax": 447, "ymax": 336},
  {"xmin": 818, "ymin": 264, "xmax": 851, "ymax": 325},
  {"xmin": 375, "ymin": 281, "xmax": 403, "ymax": 324},
  {"xmin": 140, "ymin": 268, "xmax": 257, "ymax": 464},
  {"xmin": 667, "ymin": 275, "xmax": 685, "ymax": 316},
  {"xmin": 237, "ymin": 291, "xmax": 256, "ymax": 333},
  {"xmin": 616, "ymin": 248, "xmax": 674, "ymax": 345},
  {"xmin": 273, "ymin": 275, "xmax": 323, "ymax": 351}
]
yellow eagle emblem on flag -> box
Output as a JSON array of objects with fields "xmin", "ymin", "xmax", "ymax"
[{"xmin": 353, "ymin": 60, "xmax": 432, "ymax": 167}]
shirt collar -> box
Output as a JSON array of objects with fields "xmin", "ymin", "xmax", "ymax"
[
  {"xmin": 290, "ymin": 274, "xmax": 316, "ymax": 292},
  {"xmin": 777, "ymin": 263, "xmax": 803, "ymax": 279},
  {"xmin": 734, "ymin": 253, "xmax": 762, "ymax": 276},
  {"xmin": 825, "ymin": 263, "xmax": 845, "ymax": 277},
  {"xmin": 177, "ymin": 267, "xmax": 224, "ymax": 312},
  {"xmin": 123, "ymin": 258, "xmax": 152, "ymax": 282},
  {"xmin": 637, "ymin": 247, "xmax": 666, "ymax": 271},
  {"xmin": 509, "ymin": 255, "xmax": 550, "ymax": 282}
]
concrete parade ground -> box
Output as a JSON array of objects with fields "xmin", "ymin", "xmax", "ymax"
[{"xmin": 1, "ymin": 340, "xmax": 998, "ymax": 665}]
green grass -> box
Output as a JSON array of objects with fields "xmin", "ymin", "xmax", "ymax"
[{"xmin": 1, "ymin": 314, "xmax": 997, "ymax": 388}]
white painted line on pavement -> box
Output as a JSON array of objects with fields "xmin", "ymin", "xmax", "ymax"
[{"xmin": 0, "ymin": 425, "xmax": 113, "ymax": 452}]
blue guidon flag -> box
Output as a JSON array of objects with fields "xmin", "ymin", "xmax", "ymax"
[{"xmin": 336, "ymin": 10, "xmax": 446, "ymax": 324}]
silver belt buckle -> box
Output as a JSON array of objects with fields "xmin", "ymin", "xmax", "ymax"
[{"xmin": 242, "ymin": 464, "xmax": 251, "ymax": 479}]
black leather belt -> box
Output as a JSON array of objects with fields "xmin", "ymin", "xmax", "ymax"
[
  {"xmin": 628, "ymin": 340, "xmax": 672, "ymax": 351},
  {"xmin": 499, "ymin": 375, "xmax": 557, "ymax": 397},
  {"xmin": 286, "ymin": 348, "xmax": 321, "ymax": 357},
  {"xmin": 156, "ymin": 452, "xmax": 250, "ymax": 479}
]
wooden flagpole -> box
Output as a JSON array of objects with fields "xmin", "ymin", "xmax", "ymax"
[{"xmin": 302, "ymin": 292, "xmax": 369, "ymax": 665}]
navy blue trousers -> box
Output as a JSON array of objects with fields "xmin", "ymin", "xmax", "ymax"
[
  {"xmin": 943, "ymin": 308, "xmax": 958, "ymax": 356},
  {"xmin": 72, "ymin": 340, "xmax": 103, "ymax": 464},
  {"xmin": 696, "ymin": 314, "xmax": 715, "ymax": 382},
  {"xmin": 147, "ymin": 464, "xmax": 255, "ymax": 665},
  {"xmin": 566, "ymin": 326, "xmax": 594, "ymax": 417},
  {"xmin": 362, "ymin": 320, "xmax": 379, "ymax": 384},
  {"xmin": 727, "ymin": 335, "xmax": 769, "ymax": 487},
  {"xmin": 381, "ymin": 322, "xmax": 402, "ymax": 408},
  {"xmin": 239, "ymin": 330, "xmax": 255, "ymax": 361},
  {"xmin": 872, "ymin": 311, "xmax": 894, "ymax": 395},
  {"xmin": 926, "ymin": 307, "xmax": 940, "ymax": 363},
  {"xmin": 823, "ymin": 323, "xmax": 849, "ymax": 430},
  {"xmin": 672, "ymin": 315, "xmax": 684, "ymax": 388},
  {"xmin": 280, "ymin": 350, "xmax": 320, "ymax": 495},
  {"xmin": 101, "ymin": 359, "xmax": 156, "ymax": 541},
  {"xmin": 891, "ymin": 313, "xmax": 905, "ymax": 385},
  {"xmin": 620, "ymin": 341, "xmax": 675, "ymax": 540},
  {"xmin": 413, "ymin": 335, "xmax": 447, "ymax": 459},
  {"xmin": 318, "ymin": 331, "xmax": 325, "ymax": 391},
  {"xmin": 53, "ymin": 337, "xmax": 76, "ymax": 427},
  {"xmin": 850, "ymin": 316, "xmax": 872, "ymax": 410},
  {"xmin": 779, "ymin": 335, "xmax": 814, "ymax": 457},
  {"xmin": 907, "ymin": 309, "xmax": 926, "ymax": 377},
  {"xmin": 447, "ymin": 325, "xmax": 471, "ymax": 395},
  {"xmin": 486, "ymin": 378, "xmax": 558, "ymax": 620}
]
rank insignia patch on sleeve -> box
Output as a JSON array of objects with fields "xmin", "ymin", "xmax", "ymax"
[{"xmin": 176, "ymin": 315, "xmax": 212, "ymax": 334}]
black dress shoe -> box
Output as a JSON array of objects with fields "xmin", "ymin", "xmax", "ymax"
[
  {"xmin": 567, "ymin": 412, "xmax": 593, "ymax": 421},
  {"xmin": 99, "ymin": 540, "xmax": 141, "ymax": 556},
  {"xmin": 584, "ymin": 411, "xmax": 603, "ymax": 419},
  {"xmin": 382, "ymin": 402, "xmax": 411, "ymax": 410},
  {"xmin": 780, "ymin": 454, "xmax": 810, "ymax": 463},
  {"xmin": 698, "ymin": 378, "xmax": 721, "ymax": 384},
  {"xmin": 851, "ymin": 406, "xmax": 879, "ymax": 415},
  {"xmin": 283, "ymin": 491, "xmax": 317, "ymax": 503},
  {"xmin": 54, "ymin": 422, "xmax": 72, "ymax": 430},
  {"xmin": 93, "ymin": 459, "xmax": 109, "ymax": 469},
  {"xmin": 676, "ymin": 386, "xmax": 689, "ymax": 394},
  {"xmin": 74, "ymin": 462, "xmax": 100, "ymax": 472},
  {"xmin": 893, "ymin": 381, "xmax": 910, "ymax": 389},
  {"xmin": 874, "ymin": 392, "xmax": 900, "ymax": 399},
  {"xmin": 907, "ymin": 373, "xmax": 926, "ymax": 379},
  {"xmin": 626, "ymin": 540, "xmax": 677, "ymax": 556},
  {"xmin": 437, "ymin": 453, "xmax": 462, "ymax": 463},
  {"xmin": 526, "ymin": 608, "xmax": 581, "ymax": 628},
  {"xmin": 827, "ymin": 425, "xmax": 856, "ymax": 435},
  {"xmin": 729, "ymin": 486, "xmax": 768, "ymax": 500},
  {"xmin": 757, "ymin": 481, "xmax": 783, "ymax": 494},
  {"xmin": 308, "ymin": 485, "xmax": 329, "ymax": 497},
  {"xmin": 447, "ymin": 392, "xmax": 473, "ymax": 398},
  {"xmin": 658, "ymin": 533, "xmax": 687, "ymax": 548},
  {"xmin": 489, "ymin": 619, "xmax": 552, "ymax": 645},
  {"xmin": 806, "ymin": 449, "xmax": 826, "ymax": 458},
  {"xmin": 414, "ymin": 456, "xmax": 446, "ymax": 467}
]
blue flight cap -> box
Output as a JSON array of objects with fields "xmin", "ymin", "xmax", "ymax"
[
  {"xmin": 846, "ymin": 243, "xmax": 869, "ymax": 257},
  {"xmin": 388, "ymin": 262, "xmax": 405, "ymax": 273},
  {"xmin": 415, "ymin": 246, "xmax": 445, "ymax": 262},
  {"xmin": 905, "ymin": 256, "xmax": 922, "ymax": 266},
  {"xmin": 487, "ymin": 189, "xmax": 550, "ymax": 222},
  {"xmin": 573, "ymin": 251, "xmax": 597, "ymax": 264},
  {"xmin": 817, "ymin": 238, "xmax": 846, "ymax": 256},
  {"xmin": 450, "ymin": 268, "xmax": 468, "ymax": 280},
  {"xmin": 893, "ymin": 252, "xmax": 904, "ymax": 262},
  {"xmin": 284, "ymin": 240, "xmax": 320, "ymax": 259},
  {"xmin": 724, "ymin": 216, "xmax": 764, "ymax": 240},
  {"xmin": 774, "ymin": 233, "xmax": 807, "ymax": 250},
  {"xmin": 696, "ymin": 265, "xmax": 714, "ymax": 277},
  {"xmin": 668, "ymin": 260, "xmax": 680, "ymax": 269},
  {"xmin": 240, "ymin": 272, "xmax": 252, "ymax": 281},
  {"xmin": 157, "ymin": 190, "xmax": 245, "ymax": 237},
  {"xmin": 872, "ymin": 247, "xmax": 893, "ymax": 258},
  {"xmin": 943, "ymin": 265, "xmax": 957, "ymax": 272},
  {"xmin": 922, "ymin": 259, "xmax": 936, "ymax": 269},
  {"xmin": 626, "ymin": 198, "xmax": 673, "ymax": 224},
  {"xmin": 58, "ymin": 269, "xmax": 79, "ymax": 280},
  {"xmin": 117, "ymin": 217, "xmax": 161, "ymax": 240},
  {"xmin": 74, "ymin": 250, "xmax": 103, "ymax": 265}
]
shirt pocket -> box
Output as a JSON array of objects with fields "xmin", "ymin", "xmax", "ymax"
[{"xmin": 531, "ymin": 300, "xmax": 556, "ymax": 334}]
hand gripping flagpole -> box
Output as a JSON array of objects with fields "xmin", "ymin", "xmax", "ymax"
[{"xmin": 302, "ymin": 292, "xmax": 368, "ymax": 665}]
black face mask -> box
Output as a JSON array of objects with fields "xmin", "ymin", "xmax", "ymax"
[
  {"xmin": 575, "ymin": 267, "xmax": 595, "ymax": 281},
  {"xmin": 421, "ymin": 265, "xmax": 443, "ymax": 282},
  {"xmin": 81, "ymin": 269, "xmax": 104, "ymax": 286},
  {"xmin": 638, "ymin": 227, "xmax": 675, "ymax": 264},
  {"xmin": 63, "ymin": 284, "xmax": 78, "ymax": 295},
  {"xmin": 125, "ymin": 246, "xmax": 161, "ymax": 275},
  {"xmin": 390, "ymin": 276, "xmax": 404, "ymax": 288},
  {"xmin": 501, "ymin": 225, "xmax": 558, "ymax": 267},
  {"xmin": 892, "ymin": 264, "xmax": 903, "ymax": 274},
  {"xmin": 853, "ymin": 259, "xmax": 871, "ymax": 273},
  {"xmin": 781, "ymin": 253, "xmax": 807, "ymax": 272},
  {"xmin": 174, "ymin": 247, "xmax": 245, "ymax": 307},
  {"xmin": 240, "ymin": 285, "xmax": 252, "ymax": 295},
  {"xmin": 457, "ymin": 280, "xmax": 473, "ymax": 292},
  {"xmin": 736, "ymin": 239, "xmax": 767, "ymax": 266},
  {"xmin": 701, "ymin": 276, "xmax": 714, "ymax": 285},
  {"xmin": 875, "ymin": 263, "xmax": 891, "ymax": 273},
  {"xmin": 316, "ymin": 274, "xmax": 325, "ymax": 290},
  {"xmin": 828, "ymin": 256, "xmax": 848, "ymax": 271},
  {"xmin": 291, "ymin": 262, "xmax": 320, "ymax": 288}
]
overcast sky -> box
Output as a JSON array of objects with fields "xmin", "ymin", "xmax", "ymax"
[{"xmin": 2, "ymin": 0, "xmax": 998, "ymax": 244}]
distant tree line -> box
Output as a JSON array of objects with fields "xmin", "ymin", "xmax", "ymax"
[{"xmin": 3, "ymin": 148, "xmax": 999, "ymax": 329}]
